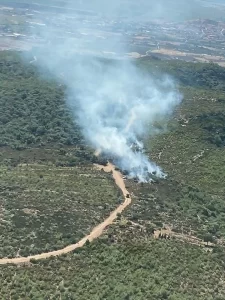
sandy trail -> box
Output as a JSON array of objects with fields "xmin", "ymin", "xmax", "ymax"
[{"xmin": 0, "ymin": 163, "xmax": 131, "ymax": 265}]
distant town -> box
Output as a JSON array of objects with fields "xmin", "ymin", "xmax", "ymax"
[{"xmin": 1, "ymin": 2, "xmax": 225, "ymax": 65}]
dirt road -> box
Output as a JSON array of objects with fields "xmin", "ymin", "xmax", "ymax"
[{"xmin": 0, "ymin": 163, "xmax": 131, "ymax": 265}]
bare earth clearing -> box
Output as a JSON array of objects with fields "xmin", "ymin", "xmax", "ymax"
[
  {"xmin": 0, "ymin": 163, "xmax": 131, "ymax": 265},
  {"xmin": 151, "ymin": 48, "xmax": 225, "ymax": 66}
]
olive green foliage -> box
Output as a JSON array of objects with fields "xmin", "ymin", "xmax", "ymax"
[
  {"xmin": 0, "ymin": 226, "xmax": 225, "ymax": 300},
  {"xmin": 138, "ymin": 58, "xmax": 225, "ymax": 91},
  {"xmin": 124, "ymin": 60, "xmax": 225, "ymax": 240},
  {"xmin": 0, "ymin": 51, "xmax": 98, "ymax": 165},
  {"xmin": 0, "ymin": 52, "xmax": 225, "ymax": 299},
  {"xmin": 0, "ymin": 163, "xmax": 120, "ymax": 257},
  {"xmin": 0, "ymin": 51, "xmax": 82, "ymax": 149},
  {"xmin": 195, "ymin": 112, "xmax": 225, "ymax": 147}
]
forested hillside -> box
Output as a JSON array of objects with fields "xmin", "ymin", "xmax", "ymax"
[
  {"xmin": 0, "ymin": 51, "xmax": 225, "ymax": 299},
  {"xmin": 0, "ymin": 51, "xmax": 100, "ymax": 167},
  {"xmin": 0, "ymin": 52, "xmax": 82, "ymax": 149},
  {"xmin": 1, "ymin": 225, "xmax": 225, "ymax": 299}
]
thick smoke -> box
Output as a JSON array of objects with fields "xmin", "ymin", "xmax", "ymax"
[
  {"xmin": 29, "ymin": 1, "xmax": 182, "ymax": 182},
  {"xmin": 74, "ymin": 59, "xmax": 180, "ymax": 182}
]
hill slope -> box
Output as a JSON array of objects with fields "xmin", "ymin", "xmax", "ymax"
[{"xmin": 0, "ymin": 52, "xmax": 225, "ymax": 299}]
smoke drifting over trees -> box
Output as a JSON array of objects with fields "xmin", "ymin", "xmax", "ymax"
[{"xmin": 29, "ymin": 0, "xmax": 182, "ymax": 181}]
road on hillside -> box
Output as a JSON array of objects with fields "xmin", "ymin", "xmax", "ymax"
[{"xmin": 0, "ymin": 163, "xmax": 131, "ymax": 265}]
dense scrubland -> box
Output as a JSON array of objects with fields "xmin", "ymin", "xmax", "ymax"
[
  {"xmin": 1, "ymin": 225, "xmax": 225, "ymax": 299},
  {"xmin": 0, "ymin": 51, "xmax": 225, "ymax": 298},
  {"xmin": 125, "ymin": 57, "xmax": 225, "ymax": 241},
  {"xmin": 0, "ymin": 164, "xmax": 120, "ymax": 258}
]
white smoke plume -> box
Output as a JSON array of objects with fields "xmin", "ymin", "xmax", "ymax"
[
  {"xmin": 28, "ymin": 1, "xmax": 182, "ymax": 182},
  {"xmin": 70, "ymin": 59, "xmax": 181, "ymax": 182}
]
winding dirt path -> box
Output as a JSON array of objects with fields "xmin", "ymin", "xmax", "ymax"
[{"xmin": 0, "ymin": 163, "xmax": 131, "ymax": 265}]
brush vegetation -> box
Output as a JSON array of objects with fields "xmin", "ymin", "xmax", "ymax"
[
  {"xmin": 0, "ymin": 164, "xmax": 120, "ymax": 258},
  {"xmin": 1, "ymin": 225, "xmax": 225, "ymax": 300},
  {"xmin": 0, "ymin": 51, "xmax": 225, "ymax": 298}
]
